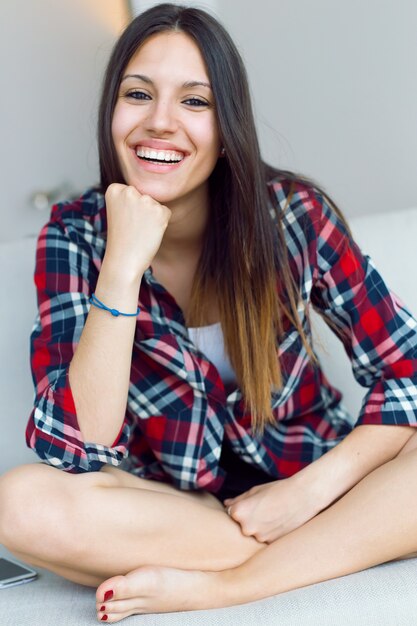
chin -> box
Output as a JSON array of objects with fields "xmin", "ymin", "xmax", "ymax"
[{"xmin": 126, "ymin": 180, "xmax": 175, "ymax": 203}]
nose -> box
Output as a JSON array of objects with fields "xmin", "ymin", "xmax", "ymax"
[{"xmin": 144, "ymin": 98, "xmax": 178, "ymax": 135}]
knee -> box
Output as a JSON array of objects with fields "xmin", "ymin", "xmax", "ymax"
[
  {"xmin": 0, "ymin": 463, "xmax": 116, "ymax": 558},
  {"xmin": 0, "ymin": 463, "xmax": 78, "ymax": 556},
  {"xmin": 0, "ymin": 464, "xmax": 52, "ymax": 550}
]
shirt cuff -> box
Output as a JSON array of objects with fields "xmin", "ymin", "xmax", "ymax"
[
  {"xmin": 29, "ymin": 369, "xmax": 131, "ymax": 472},
  {"xmin": 356, "ymin": 373, "xmax": 417, "ymax": 427}
]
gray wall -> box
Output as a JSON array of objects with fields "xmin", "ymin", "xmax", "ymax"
[
  {"xmin": 219, "ymin": 0, "xmax": 417, "ymax": 217},
  {"xmin": 133, "ymin": 0, "xmax": 417, "ymax": 217},
  {"xmin": 0, "ymin": 0, "xmax": 129, "ymax": 243}
]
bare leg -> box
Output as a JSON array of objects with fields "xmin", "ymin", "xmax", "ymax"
[
  {"xmin": 6, "ymin": 548, "xmax": 104, "ymax": 587},
  {"xmin": 99, "ymin": 465, "xmax": 225, "ymax": 511},
  {"xmin": 94, "ymin": 447, "xmax": 417, "ymax": 621},
  {"xmin": 0, "ymin": 463, "xmax": 264, "ymax": 584},
  {"xmin": 226, "ymin": 448, "xmax": 417, "ymax": 603}
]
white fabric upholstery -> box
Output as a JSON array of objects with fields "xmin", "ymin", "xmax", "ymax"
[{"xmin": 1, "ymin": 207, "xmax": 417, "ymax": 624}]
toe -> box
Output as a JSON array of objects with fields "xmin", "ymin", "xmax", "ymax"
[
  {"xmin": 96, "ymin": 574, "xmax": 126, "ymax": 603},
  {"xmin": 97, "ymin": 610, "xmax": 132, "ymax": 623},
  {"xmin": 96, "ymin": 565, "xmax": 169, "ymax": 618},
  {"xmin": 96, "ymin": 568, "xmax": 156, "ymax": 604},
  {"xmin": 97, "ymin": 597, "xmax": 145, "ymax": 616}
]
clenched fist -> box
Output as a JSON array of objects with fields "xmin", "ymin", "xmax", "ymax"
[{"xmin": 103, "ymin": 183, "xmax": 172, "ymax": 281}]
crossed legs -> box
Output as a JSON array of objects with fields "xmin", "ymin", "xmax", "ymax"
[
  {"xmin": 0, "ymin": 462, "xmax": 264, "ymax": 587},
  {"xmin": 2, "ymin": 437, "xmax": 417, "ymax": 622},
  {"xmin": 97, "ymin": 442, "xmax": 417, "ymax": 620}
]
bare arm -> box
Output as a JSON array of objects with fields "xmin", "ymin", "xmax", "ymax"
[
  {"xmin": 68, "ymin": 184, "xmax": 171, "ymax": 447},
  {"xmin": 223, "ymin": 424, "xmax": 416, "ymax": 544},
  {"xmin": 68, "ymin": 263, "xmax": 142, "ymax": 446},
  {"xmin": 296, "ymin": 423, "xmax": 416, "ymax": 509}
]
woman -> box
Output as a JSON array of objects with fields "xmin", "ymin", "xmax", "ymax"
[{"xmin": 1, "ymin": 3, "xmax": 417, "ymax": 622}]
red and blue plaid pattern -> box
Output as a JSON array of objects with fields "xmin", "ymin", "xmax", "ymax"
[{"xmin": 26, "ymin": 179, "xmax": 417, "ymax": 492}]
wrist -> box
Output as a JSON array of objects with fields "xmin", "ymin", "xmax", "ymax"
[
  {"xmin": 290, "ymin": 460, "xmax": 336, "ymax": 514},
  {"xmin": 93, "ymin": 260, "xmax": 143, "ymax": 317},
  {"xmin": 100, "ymin": 254, "xmax": 146, "ymax": 287},
  {"xmin": 101, "ymin": 245, "xmax": 149, "ymax": 282}
]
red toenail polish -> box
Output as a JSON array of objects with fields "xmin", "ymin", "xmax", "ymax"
[
  {"xmin": 101, "ymin": 616, "xmax": 108, "ymax": 622},
  {"xmin": 100, "ymin": 606, "xmax": 105, "ymax": 612},
  {"xmin": 104, "ymin": 590, "xmax": 114, "ymax": 601}
]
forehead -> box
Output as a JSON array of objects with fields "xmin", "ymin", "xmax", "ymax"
[{"xmin": 124, "ymin": 31, "xmax": 209, "ymax": 80}]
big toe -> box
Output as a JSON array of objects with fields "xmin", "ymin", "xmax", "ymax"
[{"xmin": 96, "ymin": 574, "xmax": 126, "ymax": 604}]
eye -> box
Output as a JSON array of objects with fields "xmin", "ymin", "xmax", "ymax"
[
  {"xmin": 183, "ymin": 97, "xmax": 209, "ymax": 107},
  {"xmin": 125, "ymin": 90, "xmax": 150, "ymax": 101}
]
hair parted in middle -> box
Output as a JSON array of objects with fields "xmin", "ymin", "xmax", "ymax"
[{"xmin": 97, "ymin": 3, "xmax": 353, "ymax": 434}]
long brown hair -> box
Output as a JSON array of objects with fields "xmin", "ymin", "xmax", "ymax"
[{"xmin": 97, "ymin": 3, "xmax": 354, "ymax": 434}]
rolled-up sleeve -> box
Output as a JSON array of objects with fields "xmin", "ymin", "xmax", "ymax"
[
  {"xmin": 26, "ymin": 216, "xmax": 131, "ymax": 472},
  {"xmin": 310, "ymin": 195, "xmax": 417, "ymax": 427}
]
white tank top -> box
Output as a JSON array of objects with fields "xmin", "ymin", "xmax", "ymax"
[{"xmin": 188, "ymin": 322, "xmax": 237, "ymax": 385}]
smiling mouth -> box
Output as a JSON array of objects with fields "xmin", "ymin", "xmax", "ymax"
[{"xmin": 135, "ymin": 146, "xmax": 185, "ymax": 164}]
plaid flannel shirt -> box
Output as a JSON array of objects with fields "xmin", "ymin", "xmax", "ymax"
[{"xmin": 26, "ymin": 179, "xmax": 417, "ymax": 492}]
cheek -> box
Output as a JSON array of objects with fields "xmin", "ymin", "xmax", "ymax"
[
  {"xmin": 111, "ymin": 104, "xmax": 138, "ymax": 147},
  {"xmin": 186, "ymin": 113, "xmax": 220, "ymax": 153},
  {"xmin": 111, "ymin": 120, "xmax": 123, "ymax": 156},
  {"xmin": 195, "ymin": 127, "xmax": 221, "ymax": 159},
  {"xmin": 207, "ymin": 122, "xmax": 221, "ymax": 158}
]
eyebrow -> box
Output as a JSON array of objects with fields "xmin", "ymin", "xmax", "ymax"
[{"xmin": 121, "ymin": 74, "xmax": 212, "ymax": 90}]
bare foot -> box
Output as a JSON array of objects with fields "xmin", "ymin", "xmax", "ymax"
[{"xmin": 95, "ymin": 565, "xmax": 226, "ymax": 622}]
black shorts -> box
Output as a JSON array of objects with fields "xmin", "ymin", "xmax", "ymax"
[{"xmin": 213, "ymin": 440, "xmax": 275, "ymax": 502}]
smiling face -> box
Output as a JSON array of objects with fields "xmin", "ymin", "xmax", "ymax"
[{"xmin": 111, "ymin": 31, "xmax": 222, "ymax": 211}]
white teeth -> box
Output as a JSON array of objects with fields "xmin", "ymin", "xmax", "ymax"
[{"xmin": 136, "ymin": 147, "xmax": 184, "ymax": 162}]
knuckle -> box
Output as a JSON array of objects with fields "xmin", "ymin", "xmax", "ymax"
[
  {"xmin": 239, "ymin": 522, "xmax": 252, "ymax": 536},
  {"xmin": 233, "ymin": 503, "xmax": 245, "ymax": 516},
  {"xmin": 125, "ymin": 185, "xmax": 138, "ymax": 196},
  {"xmin": 105, "ymin": 182, "xmax": 121, "ymax": 197}
]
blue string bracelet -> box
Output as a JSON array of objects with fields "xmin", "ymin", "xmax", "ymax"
[{"xmin": 89, "ymin": 293, "xmax": 140, "ymax": 317}]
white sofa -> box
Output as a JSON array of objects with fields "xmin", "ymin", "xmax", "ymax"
[{"xmin": 1, "ymin": 206, "xmax": 417, "ymax": 625}]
